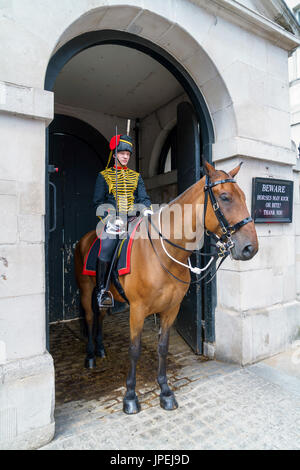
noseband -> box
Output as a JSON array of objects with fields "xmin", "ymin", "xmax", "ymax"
[{"xmin": 147, "ymin": 173, "xmax": 253, "ymax": 284}]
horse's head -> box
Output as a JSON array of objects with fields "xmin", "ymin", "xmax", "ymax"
[{"xmin": 203, "ymin": 162, "xmax": 258, "ymax": 261}]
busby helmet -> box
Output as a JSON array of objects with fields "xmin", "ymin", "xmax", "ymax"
[
  {"xmin": 106, "ymin": 134, "xmax": 133, "ymax": 168},
  {"xmin": 109, "ymin": 134, "xmax": 133, "ymax": 154}
]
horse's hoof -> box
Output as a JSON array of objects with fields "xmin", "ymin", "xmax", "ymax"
[
  {"xmin": 84, "ymin": 357, "xmax": 96, "ymax": 369},
  {"xmin": 96, "ymin": 348, "xmax": 106, "ymax": 358},
  {"xmin": 123, "ymin": 396, "xmax": 141, "ymax": 414},
  {"xmin": 160, "ymin": 392, "xmax": 178, "ymax": 411}
]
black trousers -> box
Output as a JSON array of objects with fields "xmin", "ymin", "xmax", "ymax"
[
  {"xmin": 99, "ymin": 233, "xmax": 119, "ymax": 262},
  {"xmin": 98, "ymin": 216, "xmax": 137, "ymax": 263}
]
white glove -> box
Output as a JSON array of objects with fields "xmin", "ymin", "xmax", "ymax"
[
  {"xmin": 114, "ymin": 218, "xmax": 124, "ymax": 226},
  {"xmin": 143, "ymin": 209, "xmax": 154, "ymax": 216},
  {"xmin": 106, "ymin": 219, "xmax": 125, "ymax": 234}
]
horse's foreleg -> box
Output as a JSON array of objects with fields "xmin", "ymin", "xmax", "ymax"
[
  {"xmin": 157, "ymin": 305, "xmax": 180, "ymax": 411},
  {"xmin": 123, "ymin": 309, "xmax": 145, "ymax": 414}
]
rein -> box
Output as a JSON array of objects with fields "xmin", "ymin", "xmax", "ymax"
[{"xmin": 147, "ymin": 173, "xmax": 253, "ymax": 284}]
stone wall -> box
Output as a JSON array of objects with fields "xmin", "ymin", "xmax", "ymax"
[{"xmin": 0, "ymin": 82, "xmax": 55, "ymax": 449}]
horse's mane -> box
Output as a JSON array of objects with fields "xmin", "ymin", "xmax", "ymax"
[{"xmin": 154, "ymin": 169, "xmax": 231, "ymax": 213}]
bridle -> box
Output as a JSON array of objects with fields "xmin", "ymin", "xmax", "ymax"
[
  {"xmin": 203, "ymin": 174, "xmax": 252, "ymax": 259},
  {"xmin": 147, "ymin": 172, "xmax": 253, "ymax": 284}
]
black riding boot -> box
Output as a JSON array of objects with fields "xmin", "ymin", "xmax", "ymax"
[{"xmin": 96, "ymin": 258, "xmax": 114, "ymax": 308}]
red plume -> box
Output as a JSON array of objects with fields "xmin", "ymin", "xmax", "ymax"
[{"xmin": 109, "ymin": 134, "xmax": 121, "ymax": 151}]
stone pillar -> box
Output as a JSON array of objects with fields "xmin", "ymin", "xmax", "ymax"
[
  {"xmin": 205, "ymin": 36, "xmax": 300, "ymax": 365},
  {"xmin": 289, "ymin": 46, "xmax": 300, "ymax": 306},
  {"xmin": 0, "ymin": 81, "xmax": 55, "ymax": 449},
  {"xmin": 293, "ymin": 161, "xmax": 300, "ymax": 304},
  {"xmin": 213, "ymin": 156, "xmax": 300, "ymax": 365}
]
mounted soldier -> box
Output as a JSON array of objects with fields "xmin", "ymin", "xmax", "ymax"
[
  {"xmin": 77, "ymin": 159, "xmax": 258, "ymax": 407},
  {"xmin": 93, "ymin": 133, "xmax": 153, "ymax": 308}
]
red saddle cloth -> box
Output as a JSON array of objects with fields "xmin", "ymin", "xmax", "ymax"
[{"xmin": 82, "ymin": 218, "xmax": 142, "ymax": 276}]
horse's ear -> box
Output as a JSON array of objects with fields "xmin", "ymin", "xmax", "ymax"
[
  {"xmin": 229, "ymin": 162, "xmax": 243, "ymax": 178},
  {"xmin": 203, "ymin": 161, "xmax": 216, "ymax": 177}
]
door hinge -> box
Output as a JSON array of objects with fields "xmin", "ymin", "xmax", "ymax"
[{"xmin": 48, "ymin": 164, "xmax": 59, "ymax": 174}]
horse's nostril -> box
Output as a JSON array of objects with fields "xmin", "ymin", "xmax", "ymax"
[{"xmin": 242, "ymin": 244, "xmax": 253, "ymax": 259}]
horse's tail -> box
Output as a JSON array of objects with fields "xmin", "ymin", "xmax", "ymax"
[
  {"xmin": 73, "ymin": 231, "xmax": 100, "ymax": 338},
  {"xmin": 74, "ymin": 240, "xmax": 83, "ymax": 288},
  {"xmin": 73, "ymin": 241, "xmax": 85, "ymax": 336}
]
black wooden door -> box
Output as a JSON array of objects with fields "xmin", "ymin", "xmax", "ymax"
[
  {"xmin": 48, "ymin": 115, "xmax": 108, "ymax": 323},
  {"xmin": 175, "ymin": 102, "xmax": 203, "ymax": 354}
]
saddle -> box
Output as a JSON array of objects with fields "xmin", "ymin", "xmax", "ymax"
[{"xmin": 82, "ymin": 217, "xmax": 143, "ymax": 302}]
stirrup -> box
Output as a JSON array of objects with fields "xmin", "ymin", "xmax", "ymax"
[{"xmin": 97, "ymin": 289, "xmax": 114, "ymax": 308}]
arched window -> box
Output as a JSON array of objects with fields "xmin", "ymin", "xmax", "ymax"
[{"xmin": 158, "ymin": 126, "xmax": 177, "ymax": 174}]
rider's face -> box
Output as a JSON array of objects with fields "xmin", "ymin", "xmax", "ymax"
[{"xmin": 117, "ymin": 151, "xmax": 131, "ymax": 167}]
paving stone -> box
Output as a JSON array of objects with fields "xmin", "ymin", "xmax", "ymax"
[{"xmin": 41, "ymin": 314, "xmax": 300, "ymax": 450}]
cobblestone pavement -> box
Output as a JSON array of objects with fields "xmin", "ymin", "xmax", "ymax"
[{"xmin": 41, "ymin": 312, "xmax": 300, "ymax": 450}]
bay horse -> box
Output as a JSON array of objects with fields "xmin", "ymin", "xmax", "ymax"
[{"xmin": 74, "ymin": 161, "xmax": 258, "ymax": 414}]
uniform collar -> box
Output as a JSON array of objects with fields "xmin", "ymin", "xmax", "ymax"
[{"xmin": 113, "ymin": 165, "xmax": 128, "ymax": 170}]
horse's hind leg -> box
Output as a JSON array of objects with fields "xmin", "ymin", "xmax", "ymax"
[
  {"xmin": 96, "ymin": 308, "xmax": 107, "ymax": 358},
  {"xmin": 123, "ymin": 308, "xmax": 145, "ymax": 414},
  {"xmin": 91, "ymin": 288, "xmax": 107, "ymax": 358},
  {"xmin": 81, "ymin": 283, "xmax": 97, "ymax": 369},
  {"xmin": 157, "ymin": 305, "xmax": 180, "ymax": 411}
]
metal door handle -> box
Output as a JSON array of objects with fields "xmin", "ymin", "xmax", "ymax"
[{"xmin": 49, "ymin": 181, "xmax": 57, "ymax": 233}]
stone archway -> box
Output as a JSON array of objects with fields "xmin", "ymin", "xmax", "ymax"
[
  {"xmin": 44, "ymin": 0, "xmax": 232, "ymax": 349},
  {"xmin": 45, "ymin": 4, "xmax": 235, "ymax": 152}
]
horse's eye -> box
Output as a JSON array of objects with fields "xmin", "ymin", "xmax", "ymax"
[{"xmin": 220, "ymin": 193, "xmax": 230, "ymax": 202}]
